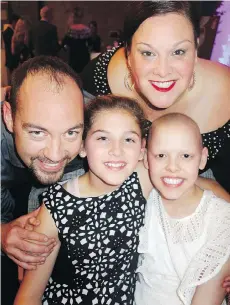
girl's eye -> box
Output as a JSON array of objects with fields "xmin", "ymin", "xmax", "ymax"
[
  {"xmin": 125, "ymin": 138, "xmax": 135, "ymax": 143},
  {"xmin": 173, "ymin": 49, "xmax": 186, "ymax": 56},
  {"xmin": 98, "ymin": 136, "xmax": 108, "ymax": 141},
  {"xmin": 182, "ymin": 154, "xmax": 191, "ymax": 159},
  {"xmin": 156, "ymin": 154, "xmax": 166, "ymax": 158}
]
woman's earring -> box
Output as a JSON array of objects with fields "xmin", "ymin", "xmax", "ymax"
[
  {"xmin": 124, "ymin": 66, "xmax": 135, "ymax": 91},
  {"xmin": 188, "ymin": 71, "xmax": 196, "ymax": 91}
]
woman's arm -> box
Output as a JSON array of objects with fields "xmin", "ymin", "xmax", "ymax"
[
  {"xmin": 196, "ymin": 177, "xmax": 230, "ymax": 202},
  {"xmin": 14, "ymin": 204, "xmax": 60, "ymax": 305},
  {"xmin": 191, "ymin": 259, "xmax": 230, "ymax": 305}
]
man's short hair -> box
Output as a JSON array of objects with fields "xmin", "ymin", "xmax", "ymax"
[
  {"xmin": 9, "ymin": 56, "xmax": 82, "ymax": 115},
  {"xmin": 40, "ymin": 5, "xmax": 51, "ymax": 19}
]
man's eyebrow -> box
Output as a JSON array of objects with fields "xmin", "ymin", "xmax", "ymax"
[
  {"xmin": 22, "ymin": 123, "xmax": 48, "ymax": 131},
  {"xmin": 66, "ymin": 124, "xmax": 84, "ymax": 131},
  {"xmin": 22, "ymin": 123, "xmax": 84, "ymax": 132}
]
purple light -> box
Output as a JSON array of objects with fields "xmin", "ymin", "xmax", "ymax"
[{"xmin": 211, "ymin": 1, "xmax": 230, "ymax": 66}]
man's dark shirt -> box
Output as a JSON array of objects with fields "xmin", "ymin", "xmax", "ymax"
[{"xmin": 31, "ymin": 20, "xmax": 60, "ymax": 56}]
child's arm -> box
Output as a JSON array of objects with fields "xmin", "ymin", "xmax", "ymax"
[
  {"xmin": 191, "ymin": 259, "xmax": 230, "ymax": 305},
  {"xmin": 196, "ymin": 177, "xmax": 230, "ymax": 202},
  {"xmin": 14, "ymin": 204, "xmax": 60, "ymax": 305}
]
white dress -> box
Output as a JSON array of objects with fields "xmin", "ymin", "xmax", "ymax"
[{"xmin": 135, "ymin": 189, "xmax": 230, "ymax": 305}]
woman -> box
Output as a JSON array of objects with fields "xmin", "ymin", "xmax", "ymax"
[
  {"xmin": 62, "ymin": 7, "xmax": 91, "ymax": 73},
  {"xmin": 81, "ymin": 1, "xmax": 230, "ymax": 192},
  {"xmin": 11, "ymin": 17, "xmax": 32, "ymax": 66}
]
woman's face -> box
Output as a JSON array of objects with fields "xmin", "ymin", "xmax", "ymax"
[{"xmin": 128, "ymin": 13, "xmax": 197, "ymax": 109}]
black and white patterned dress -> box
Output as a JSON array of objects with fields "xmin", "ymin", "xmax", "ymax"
[{"xmin": 41, "ymin": 172, "xmax": 146, "ymax": 305}]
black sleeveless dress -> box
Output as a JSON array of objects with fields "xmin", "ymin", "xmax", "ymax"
[{"xmin": 41, "ymin": 172, "xmax": 146, "ymax": 305}]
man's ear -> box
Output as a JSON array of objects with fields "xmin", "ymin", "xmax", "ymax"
[
  {"xmin": 2, "ymin": 101, "xmax": 14, "ymax": 133},
  {"xmin": 199, "ymin": 147, "xmax": 208, "ymax": 170}
]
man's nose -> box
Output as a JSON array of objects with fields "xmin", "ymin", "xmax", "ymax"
[{"xmin": 43, "ymin": 139, "xmax": 66, "ymax": 162}]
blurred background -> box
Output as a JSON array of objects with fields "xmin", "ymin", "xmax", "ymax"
[{"xmin": 1, "ymin": 1, "xmax": 230, "ymax": 86}]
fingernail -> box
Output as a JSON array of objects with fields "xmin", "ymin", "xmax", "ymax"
[{"xmin": 44, "ymin": 237, "xmax": 48, "ymax": 241}]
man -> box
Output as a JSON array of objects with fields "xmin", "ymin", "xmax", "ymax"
[
  {"xmin": 88, "ymin": 20, "xmax": 102, "ymax": 60},
  {"xmin": 1, "ymin": 56, "xmax": 92, "ymax": 304},
  {"xmin": 2, "ymin": 13, "xmax": 20, "ymax": 78},
  {"xmin": 30, "ymin": 6, "xmax": 60, "ymax": 56}
]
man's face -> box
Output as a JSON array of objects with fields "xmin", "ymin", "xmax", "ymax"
[{"xmin": 4, "ymin": 73, "xmax": 84, "ymax": 185}]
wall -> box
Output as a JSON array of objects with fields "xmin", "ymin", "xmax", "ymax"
[{"xmin": 10, "ymin": 1, "xmax": 39, "ymax": 25}]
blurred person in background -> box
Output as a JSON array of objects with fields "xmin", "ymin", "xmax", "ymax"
[
  {"xmin": 30, "ymin": 6, "xmax": 60, "ymax": 56},
  {"xmin": 88, "ymin": 20, "xmax": 101, "ymax": 55},
  {"xmin": 2, "ymin": 13, "xmax": 20, "ymax": 80},
  {"xmin": 11, "ymin": 17, "xmax": 33, "ymax": 66},
  {"xmin": 62, "ymin": 7, "xmax": 91, "ymax": 73}
]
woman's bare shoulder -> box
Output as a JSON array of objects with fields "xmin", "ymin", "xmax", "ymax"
[
  {"xmin": 198, "ymin": 58, "xmax": 230, "ymax": 83},
  {"xmin": 198, "ymin": 58, "xmax": 230, "ymax": 113},
  {"xmin": 107, "ymin": 47, "xmax": 133, "ymax": 95}
]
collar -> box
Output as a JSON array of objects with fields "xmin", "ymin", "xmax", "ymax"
[{"xmin": 1, "ymin": 119, "xmax": 26, "ymax": 168}]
